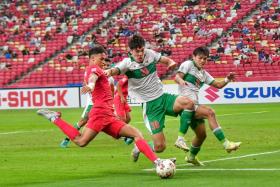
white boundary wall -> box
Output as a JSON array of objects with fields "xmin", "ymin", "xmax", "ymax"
[{"xmin": 0, "ymin": 81, "xmax": 279, "ymax": 109}]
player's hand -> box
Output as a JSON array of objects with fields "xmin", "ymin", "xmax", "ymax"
[
  {"xmin": 105, "ymin": 69, "xmax": 112, "ymax": 76},
  {"xmin": 81, "ymin": 85, "xmax": 92, "ymax": 94},
  {"xmin": 226, "ymin": 72, "xmax": 236, "ymax": 82},
  {"xmin": 178, "ymin": 79, "xmax": 188, "ymax": 86},
  {"xmin": 167, "ymin": 62, "xmax": 177, "ymax": 70}
]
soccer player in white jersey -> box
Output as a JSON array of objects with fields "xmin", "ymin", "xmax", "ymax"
[
  {"xmin": 175, "ymin": 46, "xmax": 241, "ymax": 166},
  {"xmin": 60, "ymin": 65, "xmax": 115, "ymax": 148},
  {"xmin": 106, "ymin": 35, "xmax": 195, "ymax": 161}
]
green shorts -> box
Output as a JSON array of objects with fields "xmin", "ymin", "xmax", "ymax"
[
  {"xmin": 142, "ymin": 93, "xmax": 178, "ymax": 134},
  {"xmin": 81, "ymin": 104, "xmax": 93, "ymax": 119}
]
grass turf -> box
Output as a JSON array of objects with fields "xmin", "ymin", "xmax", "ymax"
[{"xmin": 0, "ymin": 103, "xmax": 280, "ymax": 186}]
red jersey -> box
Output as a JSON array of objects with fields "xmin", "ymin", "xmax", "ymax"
[
  {"xmin": 115, "ymin": 77, "xmax": 128, "ymax": 98},
  {"xmin": 84, "ymin": 65, "xmax": 114, "ymax": 111}
]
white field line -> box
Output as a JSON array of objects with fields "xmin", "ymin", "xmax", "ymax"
[
  {"xmin": 0, "ymin": 129, "xmax": 54, "ymax": 135},
  {"xmin": 143, "ymin": 150, "xmax": 280, "ymax": 171},
  {"xmin": 175, "ymin": 168, "xmax": 280, "ymax": 171},
  {"xmin": 0, "ymin": 111, "xmax": 269, "ymax": 135}
]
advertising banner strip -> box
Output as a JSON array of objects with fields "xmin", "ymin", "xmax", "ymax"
[{"xmin": 1, "ymin": 81, "xmax": 279, "ymax": 109}]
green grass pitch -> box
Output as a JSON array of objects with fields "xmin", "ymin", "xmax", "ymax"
[{"xmin": 1, "ymin": 103, "xmax": 280, "ymax": 186}]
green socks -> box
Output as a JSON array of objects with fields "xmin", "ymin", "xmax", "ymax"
[
  {"xmin": 213, "ymin": 127, "xmax": 226, "ymax": 142},
  {"xmin": 179, "ymin": 110, "xmax": 194, "ymax": 136},
  {"xmin": 189, "ymin": 145, "xmax": 201, "ymax": 159}
]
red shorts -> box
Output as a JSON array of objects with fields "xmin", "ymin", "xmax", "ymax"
[
  {"xmin": 114, "ymin": 96, "xmax": 131, "ymax": 118},
  {"xmin": 87, "ymin": 109, "xmax": 126, "ymax": 139}
]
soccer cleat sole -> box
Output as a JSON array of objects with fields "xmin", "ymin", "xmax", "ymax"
[
  {"xmin": 174, "ymin": 144, "xmax": 190, "ymax": 152},
  {"xmin": 226, "ymin": 142, "xmax": 242, "ymax": 153}
]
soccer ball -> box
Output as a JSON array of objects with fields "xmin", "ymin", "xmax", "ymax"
[{"xmin": 156, "ymin": 159, "xmax": 176, "ymax": 179}]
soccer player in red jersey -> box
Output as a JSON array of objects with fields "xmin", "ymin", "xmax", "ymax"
[
  {"xmin": 37, "ymin": 45, "xmax": 164, "ymax": 166},
  {"xmin": 113, "ymin": 76, "xmax": 134, "ymax": 145},
  {"xmin": 114, "ymin": 76, "xmax": 131, "ymax": 124}
]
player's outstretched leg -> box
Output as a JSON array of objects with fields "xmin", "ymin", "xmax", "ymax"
[
  {"xmin": 185, "ymin": 122, "xmax": 206, "ymax": 166},
  {"xmin": 60, "ymin": 137, "xmax": 70, "ymax": 148},
  {"xmin": 173, "ymin": 96, "xmax": 194, "ymax": 152},
  {"xmin": 131, "ymin": 141, "xmax": 154, "ymax": 162},
  {"xmin": 131, "ymin": 145, "xmax": 140, "ymax": 162},
  {"xmin": 37, "ymin": 109, "xmax": 61, "ymax": 121},
  {"xmin": 174, "ymin": 109, "xmax": 193, "ymax": 152},
  {"xmin": 60, "ymin": 123, "xmax": 81, "ymax": 148},
  {"xmin": 37, "ymin": 109, "xmax": 80, "ymax": 141},
  {"xmin": 174, "ymin": 137, "xmax": 189, "ymax": 152},
  {"xmin": 223, "ymin": 140, "xmax": 242, "ymax": 153},
  {"xmin": 185, "ymin": 155, "xmax": 204, "ymax": 166},
  {"xmin": 124, "ymin": 137, "xmax": 134, "ymax": 145}
]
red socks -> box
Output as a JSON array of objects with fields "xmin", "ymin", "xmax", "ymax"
[
  {"xmin": 135, "ymin": 139, "xmax": 158, "ymax": 162},
  {"xmin": 53, "ymin": 118, "xmax": 80, "ymax": 140}
]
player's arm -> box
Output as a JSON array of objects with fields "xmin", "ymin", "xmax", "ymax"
[
  {"xmin": 211, "ymin": 72, "xmax": 235, "ymax": 89},
  {"xmin": 174, "ymin": 72, "xmax": 187, "ymax": 86},
  {"xmin": 158, "ymin": 56, "xmax": 177, "ymax": 70},
  {"xmin": 105, "ymin": 67, "xmax": 120, "ymax": 76},
  {"xmin": 81, "ymin": 73, "xmax": 98, "ymax": 94}
]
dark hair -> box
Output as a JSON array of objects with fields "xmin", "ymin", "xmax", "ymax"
[
  {"xmin": 193, "ymin": 46, "xmax": 210, "ymax": 57},
  {"xmin": 88, "ymin": 45, "xmax": 106, "ymax": 57},
  {"xmin": 128, "ymin": 35, "xmax": 145, "ymax": 49}
]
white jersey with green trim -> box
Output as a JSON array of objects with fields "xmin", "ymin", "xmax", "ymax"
[
  {"xmin": 115, "ymin": 49, "xmax": 162, "ymax": 102},
  {"xmin": 178, "ymin": 60, "xmax": 215, "ymax": 104}
]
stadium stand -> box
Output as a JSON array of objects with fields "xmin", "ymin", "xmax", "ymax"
[
  {"xmin": 0, "ymin": 0, "xmax": 279, "ymax": 88},
  {"xmin": 0, "ymin": 0, "xmax": 128, "ymax": 87}
]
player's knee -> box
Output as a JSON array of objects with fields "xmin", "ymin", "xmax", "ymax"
[
  {"xmin": 133, "ymin": 130, "xmax": 144, "ymax": 140},
  {"xmin": 206, "ymin": 108, "xmax": 215, "ymax": 118},
  {"xmin": 76, "ymin": 140, "xmax": 89, "ymax": 147},
  {"xmin": 181, "ymin": 97, "xmax": 194, "ymax": 109},
  {"xmin": 154, "ymin": 143, "xmax": 166, "ymax": 153}
]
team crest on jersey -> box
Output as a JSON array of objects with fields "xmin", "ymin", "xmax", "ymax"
[
  {"xmin": 195, "ymin": 79, "xmax": 202, "ymax": 87},
  {"xmin": 150, "ymin": 121, "xmax": 160, "ymax": 130},
  {"xmin": 140, "ymin": 67, "xmax": 149, "ymax": 76}
]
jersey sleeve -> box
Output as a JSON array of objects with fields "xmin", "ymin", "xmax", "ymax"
[
  {"xmin": 115, "ymin": 59, "xmax": 129, "ymax": 74},
  {"xmin": 204, "ymin": 71, "xmax": 215, "ymax": 85},
  {"xmin": 146, "ymin": 49, "xmax": 161, "ymax": 63},
  {"xmin": 85, "ymin": 65, "xmax": 102, "ymax": 82},
  {"xmin": 178, "ymin": 61, "xmax": 191, "ymax": 74}
]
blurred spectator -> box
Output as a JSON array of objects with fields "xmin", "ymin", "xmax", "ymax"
[
  {"xmin": 0, "ymin": 63, "xmax": 12, "ymax": 70},
  {"xmin": 4, "ymin": 50, "xmax": 12, "ymax": 59},
  {"xmin": 258, "ymin": 49, "xmax": 266, "ymax": 61},
  {"xmin": 241, "ymin": 26, "xmax": 250, "ymax": 35},
  {"xmin": 210, "ymin": 53, "xmax": 220, "ymax": 62},
  {"xmin": 232, "ymin": 2, "xmax": 241, "ymax": 10},
  {"xmin": 233, "ymin": 58, "xmax": 241, "ymax": 66},
  {"xmin": 44, "ymin": 32, "xmax": 52, "ymax": 41},
  {"xmin": 161, "ymin": 45, "xmax": 172, "ymax": 56},
  {"xmin": 272, "ymin": 32, "xmax": 279, "ymax": 41},
  {"xmin": 217, "ymin": 44, "xmax": 225, "ymax": 54},
  {"xmin": 22, "ymin": 48, "xmax": 30, "ymax": 55},
  {"xmin": 224, "ymin": 44, "xmax": 232, "ymax": 54},
  {"xmin": 236, "ymin": 39, "xmax": 244, "ymax": 50}
]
